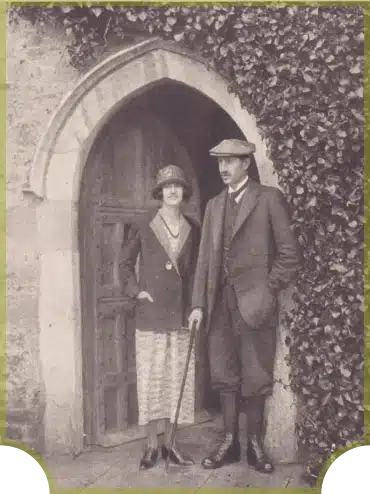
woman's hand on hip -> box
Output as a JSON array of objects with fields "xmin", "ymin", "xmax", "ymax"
[
  {"xmin": 188, "ymin": 308, "xmax": 203, "ymax": 331},
  {"xmin": 137, "ymin": 291, "xmax": 154, "ymax": 302}
]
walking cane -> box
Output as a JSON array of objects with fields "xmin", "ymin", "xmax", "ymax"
[{"xmin": 165, "ymin": 319, "xmax": 198, "ymax": 473}]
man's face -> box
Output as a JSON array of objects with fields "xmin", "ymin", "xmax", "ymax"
[{"xmin": 218, "ymin": 156, "xmax": 250, "ymax": 188}]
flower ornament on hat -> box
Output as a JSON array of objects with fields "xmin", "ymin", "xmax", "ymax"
[
  {"xmin": 152, "ymin": 165, "xmax": 193, "ymax": 200},
  {"xmin": 209, "ymin": 138, "xmax": 256, "ymax": 157}
]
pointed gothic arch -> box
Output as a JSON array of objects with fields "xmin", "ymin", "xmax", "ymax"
[{"xmin": 29, "ymin": 38, "xmax": 296, "ymax": 460}]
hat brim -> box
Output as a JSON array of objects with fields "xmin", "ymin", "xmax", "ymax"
[
  {"xmin": 209, "ymin": 141, "xmax": 256, "ymax": 157},
  {"xmin": 209, "ymin": 149, "xmax": 255, "ymax": 157},
  {"xmin": 152, "ymin": 178, "xmax": 193, "ymax": 200}
]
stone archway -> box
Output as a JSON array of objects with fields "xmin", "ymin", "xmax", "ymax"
[{"xmin": 29, "ymin": 38, "xmax": 296, "ymax": 460}]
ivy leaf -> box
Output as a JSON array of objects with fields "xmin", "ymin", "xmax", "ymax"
[
  {"xmin": 326, "ymin": 184, "xmax": 337, "ymax": 195},
  {"xmin": 349, "ymin": 63, "xmax": 361, "ymax": 74},
  {"xmin": 305, "ymin": 355, "xmax": 314, "ymax": 366},
  {"xmin": 303, "ymin": 73, "xmax": 315, "ymax": 83},
  {"xmin": 322, "ymin": 393, "xmax": 331, "ymax": 406},
  {"xmin": 138, "ymin": 11, "xmax": 147, "ymax": 22},
  {"xmin": 215, "ymin": 20, "xmax": 224, "ymax": 30},
  {"xmin": 166, "ymin": 16, "xmax": 177, "ymax": 26},
  {"xmin": 163, "ymin": 24, "xmax": 173, "ymax": 33},
  {"xmin": 337, "ymin": 130, "xmax": 347, "ymax": 138},
  {"xmin": 173, "ymin": 32, "xmax": 184, "ymax": 42},
  {"xmin": 330, "ymin": 263, "xmax": 349, "ymax": 273},
  {"xmin": 307, "ymin": 137, "xmax": 319, "ymax": 147},
  {"xmin": 351, "ymin": 109, "xmax": 364, "ymax": 122},
  {"xmin": 334, "ymin": 395, "xmax": 345, "ymax": 406},
  {"xmin": 351, "ymin": 87, "xmax": 364, "ymax": 98},
  {"xmin": 60, "ymin": 6, "xmax": 74, "ymax": 14},
  {"xmin": 126, "ymin": 11, "xmax": 137, "ymax": 22},
  {"xmin": 307, "ymin": 196, "xmax": 317, "ymax": 207},
  {"xmin": 318, "ymin": 379, "xmax": 334, "ymax": 391},
  {"xmin": 269, "ymin": 76, "xmax": 278, "ymax": 87},
  {"xmin": 220, "ymin": 45, "xmax": 229, "ymax": 57},
  {"xmin": 205, "ymin": 16, "xmax": 215, "ymax": 27},
  {"xmin": 340, "ymin": 366, "xmax": 352, "ymax": 379},
  {"xmin": 286, "ymin": 138, "xmax": 293, "ymax": 149},
  {"xmin": 91, "ymin": 7, "xmax": 103, "ymax": 17}
]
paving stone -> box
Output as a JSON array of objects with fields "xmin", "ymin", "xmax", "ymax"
[
  {"xmin": 46, "ymin": 450, "xmax": 123, "ymax": 488},
  {"xmin": 202, "ymin": 463, "xmax": 307, "ymax": 489},
  {"xmin": 90, "ymin": 462, "xmax": 212, "ymax": 489},
  {"xmin": 46, "ymin": 417, "xmax": 309, "ymax": 489},
  {"xmin": 50, "ymin": 476, "xmax": 91, "ymax": 489}
]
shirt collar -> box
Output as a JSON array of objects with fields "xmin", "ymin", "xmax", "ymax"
[
  {"xmin": 228, "ymin": 175, "xmax": 249, "ymax": 194},
  {"xmin": 228, "ymin": 175, "xmax": 249, "ymax": 202}
]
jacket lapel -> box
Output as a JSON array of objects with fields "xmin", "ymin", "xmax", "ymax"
[
  {"xmin": 231, "ymin": 179, "xmax": 260, "ymax": 240},
  {"xmin": 212, "ymin": 189, "xmax": 228, "ymax": 251},
  {"xmin": 149, "ymin": 213, "xmax": 180, "ymax": 275},
  {"xmin": 176, "ymin": 216, "xmax": 191, "ymax": 257}
]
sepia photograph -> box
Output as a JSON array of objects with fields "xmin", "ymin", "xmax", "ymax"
[{"xmin": 5, "ymin": 3, "xmax": 364, "ymax": 490}]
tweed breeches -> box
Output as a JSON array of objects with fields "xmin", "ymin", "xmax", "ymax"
[{"xmin": 207, "ymin": 282, "xmax": 276, "ymax": 398}]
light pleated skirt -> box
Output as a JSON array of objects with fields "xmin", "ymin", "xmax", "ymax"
[{"xmin": 135, "ymin": 328, "xmax": 195, "ymax": 426}]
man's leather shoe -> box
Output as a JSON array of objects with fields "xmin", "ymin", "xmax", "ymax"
[
  {"xmin": 247, "ymin": 435, "xmax": 274, "ymax": 473},
  {"xmin": 162, "ymin": 445, "xmax": 195, "ymax": 466},
  {"xmin": 201, "ymin": 433, "xmax": 241, "ymax": 469},
  {"xmin": 139, "ymin": 448, "xmax": 158, "ymax": 470}
]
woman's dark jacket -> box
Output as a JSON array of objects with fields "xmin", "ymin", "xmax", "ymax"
[{"xmin": 120, "ymin": 211, "xmax": 200, "ymax": 331}]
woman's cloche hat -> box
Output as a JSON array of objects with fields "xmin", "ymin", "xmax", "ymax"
[{"xmin": 152, "ymin": 165, "xmax": 193, "ymax": 200}]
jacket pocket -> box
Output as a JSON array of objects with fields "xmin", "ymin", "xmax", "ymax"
[{"xmin": 234, "ymin": 282, "xmax": 277, "ymax": 329}]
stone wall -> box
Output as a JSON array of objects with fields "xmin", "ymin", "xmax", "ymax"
[
  {"xmin": 5, "ymin": 17, "xmax": 162, "ymax": 453},
  {"xmin": 6, "ymin": 16, "xmax": 79, "ymax": 451}
]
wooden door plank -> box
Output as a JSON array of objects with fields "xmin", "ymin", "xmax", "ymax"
[{"xmin": 115, "ymin": 311, "xmax": 128, "ymax": 430}]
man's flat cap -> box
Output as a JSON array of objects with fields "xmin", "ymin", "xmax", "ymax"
[{"xmin": 209, "ymin": 139, "xmax": 256, "ymax": 157}]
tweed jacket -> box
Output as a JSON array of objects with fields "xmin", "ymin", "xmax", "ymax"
[
  {"xmin": 192, "ymin": 179, "xmax": 300, "ymax": 330},
  {"xmin": 121, "ymin": 211, "xmax": 200, "ymax": 331}
]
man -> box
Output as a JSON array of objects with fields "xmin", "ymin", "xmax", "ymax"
[{"xmin": 188, "ymin": 139, "xmax": 300, "ymax": 472}]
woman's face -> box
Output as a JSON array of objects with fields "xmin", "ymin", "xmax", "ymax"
[{"xmin": 162, "ymin": 182, "xmax": 184, "ymax": 206}]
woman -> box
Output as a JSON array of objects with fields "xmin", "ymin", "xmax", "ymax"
[{"xmin": 121, "ymin": 165, "xmax": 200, "ymax": 470}]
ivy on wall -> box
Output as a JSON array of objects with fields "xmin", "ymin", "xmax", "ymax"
[{"xmin": 9, "ymin": 5, "xmax": 364, "ymax": 485}]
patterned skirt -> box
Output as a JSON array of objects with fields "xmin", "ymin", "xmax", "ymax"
[{"xmin": 135, "ymin": 328, "xmax": 195, "ymax": 426}]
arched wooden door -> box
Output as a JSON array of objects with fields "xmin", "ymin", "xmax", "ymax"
[{"xmin": 79, "ymin": 107, "xmax": 202, "ymax": 447}]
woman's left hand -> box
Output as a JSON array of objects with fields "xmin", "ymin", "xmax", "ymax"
[{"xmin": 137, "ymin": 291, "xmax": 154, "ymax": 302}]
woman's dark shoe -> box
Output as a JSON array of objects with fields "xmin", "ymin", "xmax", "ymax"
[
  {"xmin": 247, "ymin": 435, "xmax": 274, "ymax": 473},
  {"xmin": 139, "ymin": 448, "xmax": 158, "ymax": 470},
  {"xmin": 162, "ymin": 445, "xmax": 195, "ymax": 466},
  {"xmin": 201, "ymin": 433, "xmax": 241, "ymax": 469}
]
